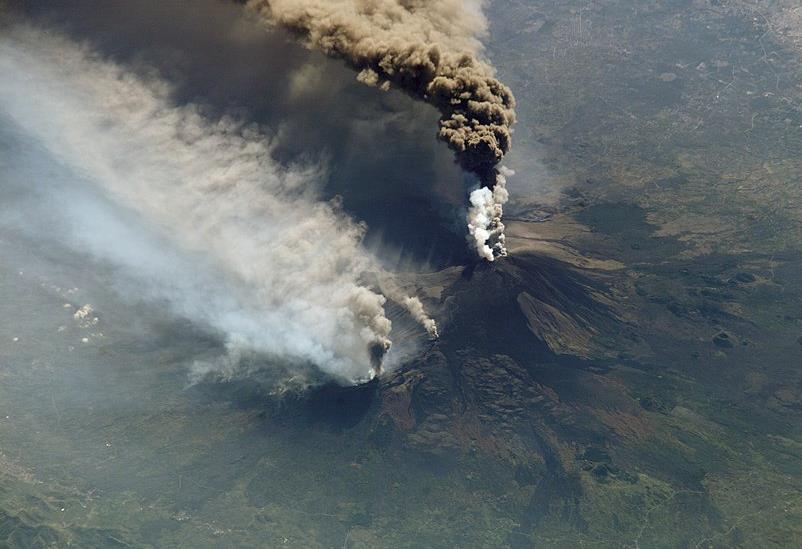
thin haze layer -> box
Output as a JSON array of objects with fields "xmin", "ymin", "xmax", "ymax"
[{"xmin": 248, "ymin": 0, "xmax": 516, "ymax": 260}]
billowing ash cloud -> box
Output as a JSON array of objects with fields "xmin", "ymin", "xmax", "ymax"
[
  {"xmin": 247, "ymin": 0, "xmax": 517, "ymax": 260},
  {"xmin": 0, "ymin": 22, "xmax": 440, "ymax": 381}
]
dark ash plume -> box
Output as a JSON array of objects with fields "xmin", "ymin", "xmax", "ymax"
[{"xmin": 247, "ymin": 0, "xmax": 516, "ymax": 260}]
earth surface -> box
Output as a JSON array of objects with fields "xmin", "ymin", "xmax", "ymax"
[{"xmin": 1, "ymin": 0, "xmax": 801, "ymax": 547}]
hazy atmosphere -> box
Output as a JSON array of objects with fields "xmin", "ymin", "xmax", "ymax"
[{"xmin": 1, "ymin": 1, "xmax": 801, "ymax": 547}]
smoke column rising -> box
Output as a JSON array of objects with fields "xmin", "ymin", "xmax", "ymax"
[
  {"xmin": 376, "ymin": 276, "xmax": 439, "ymax": 339},
  {"xmin": 247, "ymin": 0, "xmax": 517, "ymax": 260},
  {"xmin": 0, "ymin": 23, "xmax": 417, "ymax": 381}
]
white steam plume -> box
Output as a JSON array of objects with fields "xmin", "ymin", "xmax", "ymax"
[
  {"xmin": 0, "ymin": 24, "xmax": 407, "ymax": 382},
  {"xmin": 468, "ymin": 166, "xmax": 513, "ymax": 261},
  {"xmin": 247, "ymin": 0, "xmax": 517, "ymax": 261}
]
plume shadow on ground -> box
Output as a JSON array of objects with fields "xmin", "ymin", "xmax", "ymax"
[{"xmin": 10, "ymin": 0, "xmax": 472, "ymax": 267}]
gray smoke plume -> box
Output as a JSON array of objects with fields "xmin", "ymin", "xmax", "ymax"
[
  {"xmin": 247, "ymin": 0, "xmax": 517, "ymax": 260},
  {"xmin": 0, "ymin": 22, "xmax": 415, "ymax": 381},
  {"xmin": 376, "ymin": 276, "xmax": 439, "ymax": 340}
]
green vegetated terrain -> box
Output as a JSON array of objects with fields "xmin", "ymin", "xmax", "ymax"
[{"xmin": 1, "ymin": 0, "xmax": 801, "ymax": 547}]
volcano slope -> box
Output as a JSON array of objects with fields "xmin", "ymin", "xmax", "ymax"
[
  {"xmin": 219, "ymin": 243, "xmax": 771, "ymax": 547},
  {"xmin": 241, "ymin": 232, "xmax": 801, "ymax": 547}
]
